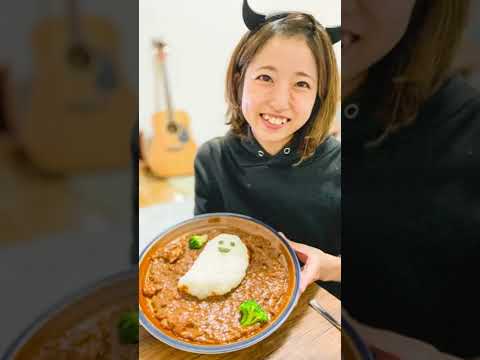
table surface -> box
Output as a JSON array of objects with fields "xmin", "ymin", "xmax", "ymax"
[
  {"xmin": 139, "ymin": 161, "xmax": 195, "ymax": 208},
  {"xmin": 140, "ymin": 284, "xmax": 341, "ymax": 360}
]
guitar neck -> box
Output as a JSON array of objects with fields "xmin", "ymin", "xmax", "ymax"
[{"xmin": 153, "ymin": 42, "xmax": 175, "ymax": 126}]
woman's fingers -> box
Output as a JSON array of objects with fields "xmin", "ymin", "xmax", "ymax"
[
  {"xmin": 285, "ymin": 236, "xmax": 313, "ymax": 254},
  {"xmin": 279, "ymin": 232, "xmax": 338, "ymax": 292},
  {"xmin": 280, "ymin": 233, "xmax": 310, "ymax": 263},
  {"xmin": 280, "ymin": 233, "xmax": 316, "ymax": 293},
  {"xmin": 289, "ymin": 242, "xmax": 309, "ymax": 263},
  {"xmin": 300, "ymin": 262, "xmax": 319, "ymax": 293}
]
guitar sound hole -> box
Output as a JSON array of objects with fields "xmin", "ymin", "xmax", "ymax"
[
  {"xmin": 67, "ymin": 45, "xmax": 92, "ymax": 69},
  {"xmin": 167, "ymin": 123, "xmax": 178, "ymax": 133}
]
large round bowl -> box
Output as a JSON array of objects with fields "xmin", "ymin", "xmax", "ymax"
[
  {"xmin": 139, "ymin": 213, "xmax": 301, "ymax": 354},
  {"xmin": 3, "ymin": 270, "xmax": 137, "ymax": 360}
]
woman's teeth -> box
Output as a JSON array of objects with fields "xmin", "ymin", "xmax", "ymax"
[{"xmin": 261, "ymin": 114, "xmax": 289, "ymax": 125}]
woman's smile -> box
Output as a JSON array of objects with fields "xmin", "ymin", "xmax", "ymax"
[
  {"xmin": 241, "ymin": 35, "xmax": 318, "ymax": 155},
  {"xmin": 260, "ymin": 113, "xmax": 292, "ymax": 130}
]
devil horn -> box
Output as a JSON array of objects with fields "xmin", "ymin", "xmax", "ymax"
[
  {"xmin": 326, "ymin": 26, "xmax": 341, "ymax": 44},
  {"xmin": 243, "ymin": 0, "xmax": 266, "ymax": 31}
]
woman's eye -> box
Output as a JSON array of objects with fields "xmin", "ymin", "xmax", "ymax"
[
  {"xmin": 256, "ymin": 74, "xmax": 272, "ymax": 82},
  {"xmin": 296, "ymin": 81, "xmax": 311, "ymax": 89}
]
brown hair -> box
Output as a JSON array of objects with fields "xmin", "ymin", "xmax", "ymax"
[
  {"xmin": 225, "ymin": 13, "xmax": 340, "ymax": 164},
  {"xmin": 362, "ymin": 0, "xmax": 471, "ymax": 146}
]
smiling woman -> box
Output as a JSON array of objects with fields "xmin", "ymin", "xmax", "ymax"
[
  {"xmin": 225, "ymin": 6, "xmax": 339, "ymax": 164},
  {"xmin": 240, "ymin": 35, "xmax": 319, "ymax": 155},
  {"xmin": 194, "ymin": 0, "xmax": 342, "ymax": 298}
]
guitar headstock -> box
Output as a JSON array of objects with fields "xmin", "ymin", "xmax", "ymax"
[{"xmin": 152, "ymin": 39, "xmax": 168, "ymax": 62}]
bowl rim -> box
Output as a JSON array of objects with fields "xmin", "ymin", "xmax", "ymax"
[
  {"xmin": 342, "ymin": 314, "xmax": 375, "ymax": 360},
  {"xmin": 2, "ymin": 269, "xmax": 136, "ymax": 360},
  {"xmin": 139, "ymin": 212, "xmax": 301, "ymax": 354}
]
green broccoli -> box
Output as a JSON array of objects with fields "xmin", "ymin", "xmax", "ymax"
[
  {"xmin": 239, "ymin": 300, "xmax": 269, "ymax": 327},
  {"xmin": 117, "ymin": 310, "xmax": 139, "ymax": 344},
  {"xmin": 189, "ymin": 234, "xmax": 208, "ymax": 249}
]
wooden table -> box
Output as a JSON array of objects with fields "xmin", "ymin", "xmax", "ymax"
[
  {"xmin": 140, "ymin": 284, "xmax": 341, "ymax": 360},
  {"xmin": 139, "ymin": 160, "xmax": 195, "ymax": 208},
  {"xmin": 139, "ymin": 161, "xmax": 178, "ymax": 207}
]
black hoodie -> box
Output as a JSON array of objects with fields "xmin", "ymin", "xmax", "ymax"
[
  {"xmin": 194, "ymin": 128, "xmax": 341, "ymax": 298},
  {"xmin": 342, "ymin": 75, "xmax": 480, "ymax": 357}
]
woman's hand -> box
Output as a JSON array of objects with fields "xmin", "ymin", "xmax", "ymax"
[{"xmin": 279, "ymin": 233, "xmax": 341, "ymax": 293}]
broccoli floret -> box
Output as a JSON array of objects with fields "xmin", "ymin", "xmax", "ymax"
[
  {"xmin": 239, "ymin": 300, "xmax": 269, "ymax": 327},
  {"xmin": 117, "ymin": 310, "xmax": 139, "ymax": 344},
  {"xmin": 189, "ymin": 234, "xmax": 208, "ymax": 249}
]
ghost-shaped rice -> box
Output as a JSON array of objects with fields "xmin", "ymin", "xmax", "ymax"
[{"xmin": 178, "ymin": 233, "xmax": 249, "ymax": 300}]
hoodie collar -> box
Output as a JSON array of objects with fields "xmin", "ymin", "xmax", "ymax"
[
  {"xmin": 342, "ymin": 75, "xmax": 467, "ymax": 151},
  {"xmin": 238, "ymin": 125, "xmax": 306, "ymax": 166}
]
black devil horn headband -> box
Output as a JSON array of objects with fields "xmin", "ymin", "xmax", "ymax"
[{"xmin": 242, "ymin": 0, "xmax": 341, "ymax": 44}]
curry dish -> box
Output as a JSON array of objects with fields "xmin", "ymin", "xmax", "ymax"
[
  {"xmin": 32, "ymin": 302, "xmax": 138, "ymax": 359},
  {"xmin": 141, "ymin": 227, "xmax": 291, "ymax": 344},
  {"xmin": 10, "ymin": 274, "xmax": 138, "ymax": 360}
]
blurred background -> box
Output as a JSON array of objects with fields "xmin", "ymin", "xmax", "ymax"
[
  {"xmin": 137, "ymin": 0, "xmax": 341, "ymax": 251},
  {"xmin": 0, "ymin": 0, "xmax": 137, "ymax": 356},
  {"xmin": 455, "ymin": 0, "xmax": 480, "ymax": 90}
]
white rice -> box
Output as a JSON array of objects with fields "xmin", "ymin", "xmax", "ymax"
[{"xmin": 178, "ymin": 233, "xmax": 249, "ymax": 300}]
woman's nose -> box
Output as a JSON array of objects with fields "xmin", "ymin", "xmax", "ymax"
[{"xmin": 269, "ymin": 84, "xmax": 290, "ymax": 112}]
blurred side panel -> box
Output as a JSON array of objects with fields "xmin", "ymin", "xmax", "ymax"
[
  {"xmin": 0, "ymin": 0, "xmax": 139, "ymax": 358},
  {"xmin": 342, "ymin": 0, "xmax": 480, "ymax": 358}
]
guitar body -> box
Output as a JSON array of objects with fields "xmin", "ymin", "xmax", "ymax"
[
  {"xmin": 141, "ymin": 110, "xmax": 197, "ymax": 178},
  {"xmin": 19, "ymin": 16, "xmax": 136, "ymax": 173}
]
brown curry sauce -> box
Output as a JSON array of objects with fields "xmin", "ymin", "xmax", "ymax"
[
  {"xmin": 140, "ymin": 224, "xmax": 295, "ymax": 345},
  {"xmin": 12, "ymin": 275, "xmax": 138, "ymax": 360}
]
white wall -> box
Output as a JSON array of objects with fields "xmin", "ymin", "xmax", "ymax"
[{"xmin": 139, "ymin": 0, "xmax": 341, "ymax": 145}]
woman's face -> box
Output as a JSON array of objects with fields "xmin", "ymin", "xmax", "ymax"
[
  {"xmin": 342, "ymin": 0, "xmax": 416, "ymax": 95},
  {"xmin": 241, "ymin": 35, "xmax": 318, "ymax": 155}
]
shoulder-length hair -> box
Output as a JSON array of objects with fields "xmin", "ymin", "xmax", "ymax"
[
  {"xmin": 362, "ymin": 0, "xmax": 471, "ymax": 146},
  {"xmin": 225, "ymin": 13, "xmax": 340, "ymax": 165}
]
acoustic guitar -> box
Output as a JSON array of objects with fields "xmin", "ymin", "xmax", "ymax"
[
  {"xmin": 17, "ymin": 0, "xmax": 136, "ymax": 173},
  {"xmin": 140, "ymin": 40, "xmax": 197, "ymax": 178}
]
